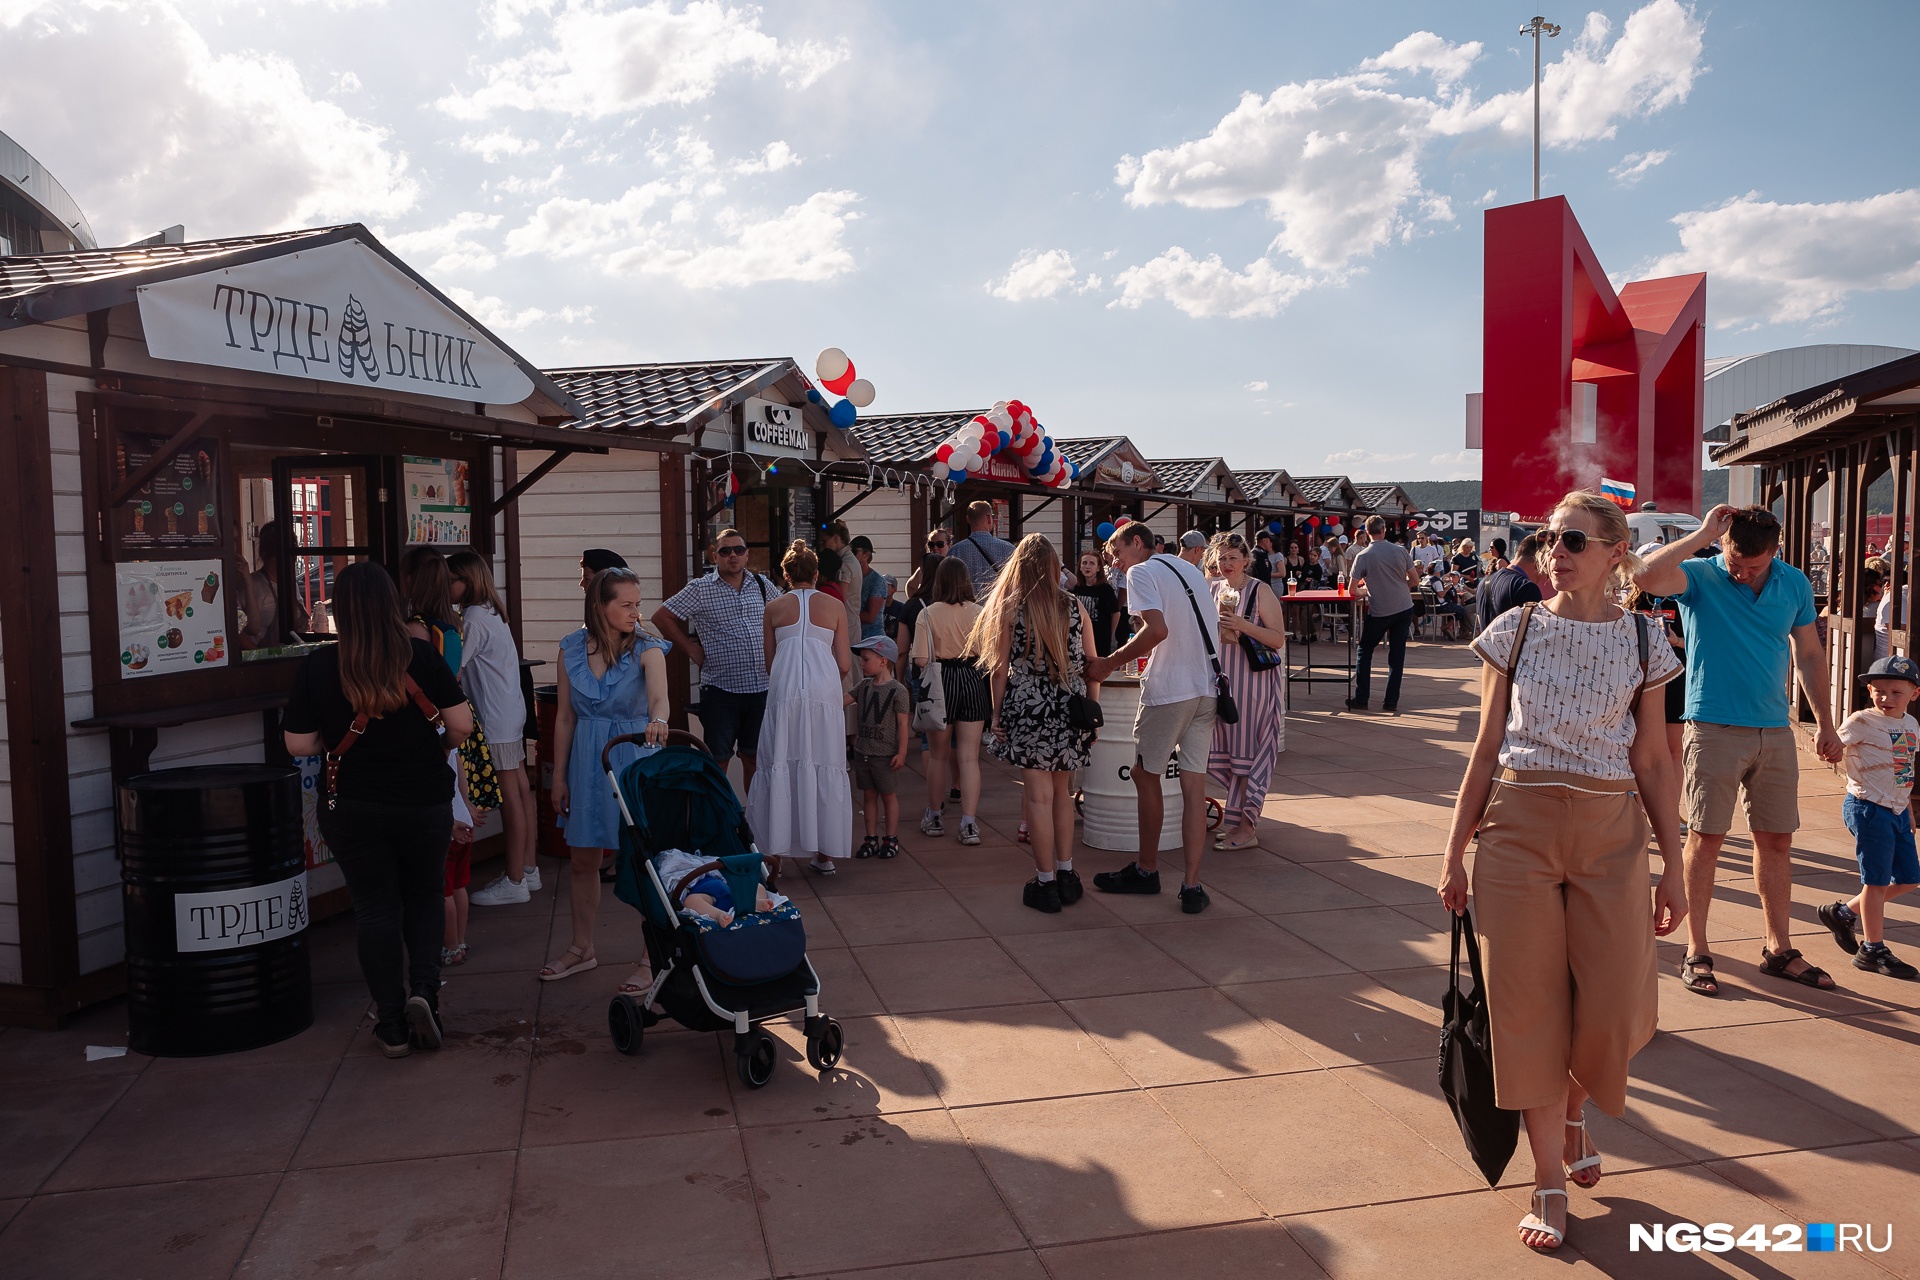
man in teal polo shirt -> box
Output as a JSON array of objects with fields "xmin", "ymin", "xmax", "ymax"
[{"xmin": 1636, "ymin": 505, "xmax": 1844, "ymax": 997}]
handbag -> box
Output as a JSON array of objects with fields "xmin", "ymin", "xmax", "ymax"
[
  {"xmin": 459, "ymin": 718, "xmax": 503, "ymax": 811},
  {"xmin": 1234, "ymin": 584, "xmax": 1284, "ymax": 672},
  {"xmin": 1068, "ymin": 691, "xmax": 1104, "ymax": 732},
  {"xmin": 1438, "ymin": 908, "xmax": 1519, "ymax": 1186},
  {"xmin": 1154, "ymin": 556, "xmax": 1239, "ymax": 724},
  {"xmin": 910, "ymin": 617, "xmax": 947, "ymax": 733},
  {"xmin": 322, "ymin": 675, "xmax": 446, "ymax": 812}
]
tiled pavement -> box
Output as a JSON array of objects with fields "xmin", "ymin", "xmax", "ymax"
[{"xmin": 5, "ymin": 643, "xmax": 1920, "ymax": 1278}]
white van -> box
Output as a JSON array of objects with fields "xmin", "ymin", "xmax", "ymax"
[{"xmin": 1626, "ymin": 509, "xmax": 1703, "ymax": 548}]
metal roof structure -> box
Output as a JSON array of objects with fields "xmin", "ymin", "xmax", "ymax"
[
  {"xmin": 1701, "ymin": 344, "xmax": 1917, "ymax": 444},
  {"xmin": 1716, "ymin": 351, "xmax": 1920, "ymax": 466},
  {"xmin": 545, "ymin": 360, "xmax": 790, "ymax": 434},
  {"xmin": 1353, "ymin": 483, "xmax": 1417, "ymax": 514},
  {"xmin": 0, "ymin": 129, "xmax": 96, "ymax": 253},
  {"xmin": 845, "ymin": 410, "xmax": 981, "ymax": 465},
  {"xmin": 1290, "ymin": 475, "xmax": 1363, "ymax": 509},
  {"xmin": 1143, "ymin": 457, "xmax": 1246, "ymax": 504},
  {"xmin": 1232, "ymin": 469, "xmax": 1308, "ymax": 509}
]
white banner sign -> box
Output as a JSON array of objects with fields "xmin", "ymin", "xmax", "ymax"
[
  {"xmin": 137, "ymin": 238, "xmax": 535, "ymax": 406},
  {"xmin": 173, "ymin": 872, "xmax": 310, "ymax": 953}
]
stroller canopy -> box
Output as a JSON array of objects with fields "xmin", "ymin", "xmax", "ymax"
[{"xmin": 613, "ymin": 745, "xmax": 756, "ymax": 929}]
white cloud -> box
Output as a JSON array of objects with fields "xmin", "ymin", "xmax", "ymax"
[
  {"xmin": 733, "ymin": 140, "xmax": 800, "ymax": 174},
  {"xmin": 986, "ymin": 249, "xmax": 1099, "ymax": 302},
  {"xmin": 1610, "ymin": 149, "xmax": 1669, "ymax": 184},
  {"xmin": 1323, "ymin": 447, "xmax": 1416, "ymax": 480},
  {"xmin": 1109, "ymin": 248, "xmax": 1314, "ymax": 320},
  {"xmin": 330, "ymin": 70, "xmax": 362, "ymax": 94},
  {"xmin": 0, "ymin": 0, "xmax": 416, "ymax": 243},
  {"xmin": 445, "ymin": 285, "xmax": 594, "ymax": 332},
  {"xmin": 1114, "ymin": 1, "xmax": 1703, "ymax": 279},
  {"xmin": 1640, "ymin": 189, "xmax": 1920, "ymax": 327},
  {"xmin": 462, "ymin": 130, "xmax": 542, "ymax": 163},
  {"xmin": 1245, "ymin": 380, "xmax": 1269, "ymax": 392},
  {"xmin": 1427, "ymin": 450, "xmax": 1481, "ymax": 480},
  {"xmin": 440, "ymin": 0, "xmax": 846, "ymax": 120},
  {"xmin": 383, "ymin": 212, "xmax": 503, "ymax": 274},
  {"xmin": 498, "ymin": 165, "xmax": 568, "ymax": 195}
]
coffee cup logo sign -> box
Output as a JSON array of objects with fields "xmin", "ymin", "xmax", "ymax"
[{"xmin": 137, "ymin": 238, "xmax": 535, "ymax": 407}]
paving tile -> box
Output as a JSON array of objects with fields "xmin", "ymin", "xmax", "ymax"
[
  {"xmin": 743, "ymin": 1109, "xmax": 1023, "ymax": 1275},
  {"xmin": 912, "ymin": 846, "xmax": 1051, "ymax": 889},
  {"xmin": 1284, "ymin": 1189, "xmax": 1610, "ymax": 1278},
  {"xmin": 1063, "ymin": 986, "xmax": 1319, "ymax": 1086},
  {"xmin": 726, "ymin": 1015, "xmax": 943, "ymax": 1125},
  {"xmin": 293, "ymin": 1043, "xmax": 526, "ymax": 1167},
  {"xmin": 242, "ymin": 1151, "xmax": 514, "ymax": 1279},
  {"xmin": 826, "ymin": 1253, "xmax": 1050, "ymax": 1279},
  {"xmin": 1681, "ymin": 1018, "xmax": 1920, "ymax": 1138},
  {"xmin": 3, "ymin": 1172, "xmax": 278, "ymax": 1280},
  {"xmin": 0, "ymin": 1075, "xmax": 134, "ymax": 1197},
  {"xmin": 1649, "ymin": 962, "xmax": 1819, "ymax": 1033},
  {"xmin": 363, "ymin": 968, "xmax": 538, "ymax": 1060},
  {"xmin": 506, "ymin": 1132, "xmax": 765, "ymax": 1280},
  {"xmin": 0, "ymin": 1001, "xmax": 146, "ymax": 1084},
  {"xmin": 1275, "ymin": 904, "xmax": 1453, "ymax": 972},
  {"xmin": 1041, "ymin": 1219, "xmax": 1330, "ymax": 1279},
  {"xmin": 146, "ymin": 978, "xmax": 369, "ymax": 1072},
  {"xmin": 892, "ymin": 1002, "xmax": 1137, "ymax": 1107},
  {"xmin": 1304, "ymin": 855, "xmax": 1446, "ymax": 907},
  {"xmin": 451, "ymin": 909, "xmax": 560, "ymax": 975},
  {"xmin": 807, "ymin": 856, "xmax": 941, "ymax": 895},
  {"xmin": 806, "ymin": 946, "xmax": 887, "ymax": 1018},
  {"xmin": 1202, "ymin": 863, "xmax": 1375, "ymax": 915},
  {"xmin": 1156, "ymin": 1072, "xmax": 1483, "ymax": 1215},
  {"xmin": 999, "ymin": 927, "xmax": 1207, "ymax": 1000},
  {"xmin": 45, "ymin": 1061, "xmax": 332, "ymax": 1191},
  {"xmin": 523, "ymin": 1021, "xmax": 735, "ymax": 1146},
  {"xmin": 821, "ymin": 888, "xmax": 987, "ymax": 947},
  {"xmin": 1072, "ymin": 881, "xmax": 1256, "ymax": 923},
  {"xmin": 854, "ymin": 938, "xmax": 1048, "ymax": 1014},
  {"xmin": 1620, "ymin": 1032, "xmax": 1883, "ymax": 1161},
  {"xmin": 0, "ymin": 1199, "xmax": 22, "ymax": 1232},
  {"xmin": 1137, "ymin": 915, "xmax": 1352, "ymax": 985},
  {"xmin": 1224, "ymin": 972, "xmax": 1439, "ymax": 1067},
  {"xmin": 948, "ymin": 881, "xmax": 1129, "ymax": 933},
  {"xmin": 1709, "ymin": 1140, "xmax": 1920, "ymax": 1269},
  {"xmin": 957, "ymin": 1092, "xmax": 1262, "ymax": 1245}
]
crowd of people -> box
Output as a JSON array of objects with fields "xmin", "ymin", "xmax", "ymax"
[{"xmin": 280, "ymin": 490, "xmax": 1916, "ymax": 1261}]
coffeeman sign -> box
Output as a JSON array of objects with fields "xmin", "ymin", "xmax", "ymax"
[{"xmin": 136, "ymin": 239, "xmax": 535, "ymax": 407}]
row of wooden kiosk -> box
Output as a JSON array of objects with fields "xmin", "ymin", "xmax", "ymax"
[{"xmin": 0, "ymin": 222, "xmax": 1420, "ymax": 1024}]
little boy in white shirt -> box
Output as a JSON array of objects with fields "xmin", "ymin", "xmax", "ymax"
[{"xmin": 1819, "ymin": 655, "xmax": 1920, "ymax": 979}]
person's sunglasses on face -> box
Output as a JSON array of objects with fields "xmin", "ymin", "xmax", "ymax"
[{"xmin": 1537, "ymin": 528, "xmax": 1620, "ymax": 555}]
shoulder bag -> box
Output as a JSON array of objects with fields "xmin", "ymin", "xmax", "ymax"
[
  {"xmin": 1061, "ymin": 601, "xmax": 1104, "ymax": 732},
  {"xmin": 1235, "ymin": 581, "xmax": 1284, "ymax": 672},
  {"xmin": 1438, "ymin": 907, "xmax": 1518, "ymax": 1185},
  {"xmin": 322, "ymin": 675, "xmax": 446, "ymax": 812},
  {"xmin": 1153, "ymin": 555, "xmax": 1238, "ymax": 725},
  {"xmin": 910, "ymin": 610, "xmax": 947, "ymax": 733}
]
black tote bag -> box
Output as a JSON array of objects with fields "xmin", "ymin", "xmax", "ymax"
[{"xmin": 1437, "ymin": 908, "xmax": 1518, "ymax": 1186}]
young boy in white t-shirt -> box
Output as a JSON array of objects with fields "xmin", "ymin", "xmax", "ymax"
[{"xmin": 1819, "ymin": 655, "xmax": 1920, "ymax": 979}]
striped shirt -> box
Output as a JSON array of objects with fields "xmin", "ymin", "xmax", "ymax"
[
  {"xmin": 1472, "ymin": 606, "xmax": 1680, "ymax": 780},
  {"xmin": 661, "ymin": 571, "xmax": 784, "ymax": 693}
]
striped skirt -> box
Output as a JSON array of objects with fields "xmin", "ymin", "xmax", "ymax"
[
  {"xmin": 1208, "ymin": 658, "xmax": 1285, "ymax": 829},
  {"xmin": 940, "ymin": 658, "xmax": 991, "ymax": 724}
]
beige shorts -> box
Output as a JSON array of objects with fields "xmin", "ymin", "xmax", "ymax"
[
  {"xmin": 1135, "ymin": 696, "xmax": 1216, "ymax": 777},
  {"xmin": 1683, "ymin": 722, "xmax": 1800, "ymax": 835}
]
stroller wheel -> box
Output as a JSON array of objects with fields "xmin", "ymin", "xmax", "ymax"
[
  {"xmin": 806, "ymin": 1018, "xmax": 844, "ymax": 1071},
  {"xmin": 609, "ymin": 994, "xmax": 646, "ymax": 1056},
  {"xmin": 737, "ymin": 1029, "xmax": 778, "ymax": 1089}
]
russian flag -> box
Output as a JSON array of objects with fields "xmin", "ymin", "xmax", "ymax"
[{"xmin": 1600, "ymin": 477, "xmax": 1636, "ymax": 510}]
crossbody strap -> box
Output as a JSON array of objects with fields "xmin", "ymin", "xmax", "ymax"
[
  {"xmin": 966, "ymin": 533, "xmax": 1007, "ymax": 572},
  {"xmin": 1494, "ymin": 602, "xmax": 1537, "ymax": 734},
  {"xmin": 324, "ymin": 675, "xmax": 446, "ymax": 808}
]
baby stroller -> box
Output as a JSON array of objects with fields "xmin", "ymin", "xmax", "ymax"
[{"xmin": 601, "ymin": 730, "xmax": 842, "ymax": 1088}]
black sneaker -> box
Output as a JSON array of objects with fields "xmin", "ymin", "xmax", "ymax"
[
  {"xmin": 1023, "ymin": 878, "xmax": 1063, "ymax": 914},
  {"xmin": 1056, "ymin": 868, "xmax": 1084, "ymax": 905},
  {"xmin": 1818, "ymin": 901, "xmax": 1861, "ymax": 955},
  {"xmin": 950, "ymin": 787, "xmax": 961, "ymax": 802},
  {"xmin": 1093, "ymin": 862, "xmax": 1161, "ymax": 895},
  {"xmin": 1856, "ymin": 946, "xmax": 1919, "ymax": 979},
  {"xmin": 405, "ymin": 994, "xmax": 443, "ymax": 1051},
  {"xmin": 375, "ymin": 1022, "xmax": 412, "ymax": 1058},
  {"xmin": 878, "ymin": 836, "xmax": 900, "ymax": 859},
  {"xmin": 1343, "ymin": 699, "xmax": 1368, "ymax": 712},
  {"xmin": 1179, "ymin": 884, "xmax": 1211, "ymax": 915},
  {"xmin": 854, "ymin": 836, "xmax": 880, "ymax": 859}
]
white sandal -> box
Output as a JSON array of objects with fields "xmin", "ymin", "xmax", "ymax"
[
  {"xmin": 1564, "ymin": 1115, "xmax": 1602, "ymax": 1187},
  {"xmin": 1518, "ymin": 1188, "xmax": 1567, "ymax": 1251}
]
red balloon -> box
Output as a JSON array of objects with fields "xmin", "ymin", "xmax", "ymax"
[
  {"xmin": 935, "ymin": 443, "xmax": 954, "ymax": 462},
  {"xmin": 1114, "ymin": 515, "xmax": 1132, "ymax": 526},
  {"xmin": 822, "ymin": 359, "xmax": 857, "ymax": 397}
]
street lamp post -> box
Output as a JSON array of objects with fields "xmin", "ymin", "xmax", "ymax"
[{"xmin": 1519, "ymin": 15, "xmax": 1561, "ymax": 200}]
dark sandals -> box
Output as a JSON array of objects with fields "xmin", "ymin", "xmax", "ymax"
[
  {"xmin": 1680, "ymin": 954, "xmax": 1719, "ymax": 997},
  {"xmin": 1758, "ymin": 946, "xmax": 1835, "ymax": 989}
]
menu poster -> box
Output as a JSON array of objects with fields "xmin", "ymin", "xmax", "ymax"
[
  {"xmin": 112, "ymin": 432, "xmax": 222, "ymax": 553},
  {"xmin": 117, "ymin": 558, "xmax": 229, "ymax": 679},
  {"xmin": 404, "ymin": 455, "xmax": 472, "ymax": 545}
]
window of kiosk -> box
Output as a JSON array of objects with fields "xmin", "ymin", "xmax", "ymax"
[{"xmin": 230, "ymin": 448, "xmax": 382, "ymax": 660}]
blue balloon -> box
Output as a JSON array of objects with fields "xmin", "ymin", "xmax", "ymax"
[
  {"xmin": 1068, "ymin": 460, "xmax": 1080, "ymax": 479},
  {"xmin": 1096, "ymin": 521, "xmax": 1116, "ymax": 540},
  {"xmin": 828, "ymin": 398, "xmax": 857, "ymax": 428},
  {"xmin": 1268, "ymin": 520, "xmax": 1283, "ymax": 534},
  {"xmin": 806, "ymin": 387, "xmax": 825, "ymax": 405},
  {"xmin": 998, "ymin": 430, "xmax": 1011, "ymax": 451},
  {"xmin": 950, "ymin": 467, "xmax": 965, "ymax": 484}
]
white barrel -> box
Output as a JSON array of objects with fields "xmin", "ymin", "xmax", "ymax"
[{"xmin": 1080, "ymin": 677, "xmax": 1183, "ymax": 851}]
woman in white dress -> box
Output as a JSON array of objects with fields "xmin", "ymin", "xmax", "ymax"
[{"xmin": 748, "ymin": 540, "xmax": 853, "ymax": 875}]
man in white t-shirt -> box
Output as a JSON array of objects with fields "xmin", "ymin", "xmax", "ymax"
[
  {"xmin": 1085, "ymin": 522, "xmax": 1222, "ymax": 913},
  {"xmin": 1413, "ymin": 530, "xmax": 1447, "ymax": 574}
]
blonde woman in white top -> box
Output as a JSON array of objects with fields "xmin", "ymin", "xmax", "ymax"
[{"xmin": 1438, "ymin": 491, "xmax": 1687, "ymax": 1254}]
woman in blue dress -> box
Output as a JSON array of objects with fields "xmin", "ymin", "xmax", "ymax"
[{"xmin": 543, "ymin": 567, "xmax": 670, "ymax": 980}]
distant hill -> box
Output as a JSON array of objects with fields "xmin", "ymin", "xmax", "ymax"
[{"xmin": 1395, "ymin": 471, "xmax": 1730, "ymax": 512}]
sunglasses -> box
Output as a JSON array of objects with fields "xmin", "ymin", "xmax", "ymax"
[
  {"xmin": 1537, "ymin": 529, "xmax": 1621, "ymax": 554},
  {"xmin": 716, "ymin": 545, "xmax": 748, "ymax": 556},
  {"xmin": 928, "ymin": 539, "xmax": 950, "ymax": 548}
]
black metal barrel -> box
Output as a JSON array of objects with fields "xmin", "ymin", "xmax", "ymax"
[{"xmin": 120, "ymin": 765, "xmax": 311, "ymax": 1056}]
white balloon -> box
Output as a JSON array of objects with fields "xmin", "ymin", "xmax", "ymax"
[
  {"xmin": 845, "ymin": 378, "xmax": 875, "ymax": 408},
  {"xmin": 931, "ymin": 461, "xmax": 950, "ymax": 480},
  {"xmin": 815, "ymin": 347, "xmax": 850, "ymax": 381}
]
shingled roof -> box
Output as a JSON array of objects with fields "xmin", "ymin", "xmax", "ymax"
[
  {"xmin": 846, "ymin": 410, "xmax": 983, "ymax": 465},
  {"xmin": 1234, "ymin": 469, "xmax": 1306, "ymax": 508},
  {"xmin": 543, "ymin": 360, "xmax": 790, "ymax": 434},
  {"xmin": 1144, "ymin": 457, "xmax": 1245, "ymax": 504},
  {"xmin": 0, "ymin": 227, "xmax": 331, "ymax": 313},
  {"xmin": 1291, "ymin": 475, "xmax": 1363, "ymax": 508},
  {"xmin": 1353, "ymin": 483, "xmax": 1416, "ymax": 514}
]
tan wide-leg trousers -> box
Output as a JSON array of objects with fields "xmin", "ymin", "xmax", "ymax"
[{"xmin": 1472, "ymin": 768, "xmax": 1658, "ymax": 1115}]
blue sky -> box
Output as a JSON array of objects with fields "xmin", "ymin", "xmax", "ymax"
[{"xmin": 5, "ymin": 0, "xmax": 1918, "ymax": 480}]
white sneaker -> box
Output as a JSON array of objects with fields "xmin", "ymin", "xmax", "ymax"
[
  {"xmin": 469, "ymin": 874, "xmax": 531, "ymax": 906},
  {"xmin": 523, "ymin": 866, "xmax": 542, "ymax": 893},
  {"xmin": 920, "ymin": 810, "xmax": 944, "ymax": 837},
  {"xmin": 958, "ymin": 820, "xmax": 981, "ymax": 847}
]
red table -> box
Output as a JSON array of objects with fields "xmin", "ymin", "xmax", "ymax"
[{"xmin": 1277, "ymin": 589, "xmax": 1363, "ymax": 705}]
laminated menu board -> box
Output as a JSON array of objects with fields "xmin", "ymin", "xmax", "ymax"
[
  {"xmin": 112, "ymin": 432, "xmax": 222, "ymax": 553},
  {"xmin": 404, "ymin": 455, "xmax": 472, "ymax": 545},
  {"xmin": 117, "ymin": 559, "xmax": 229, "ymax": 679}
]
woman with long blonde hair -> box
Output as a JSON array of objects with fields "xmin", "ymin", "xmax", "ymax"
[
  {"xmin": 282, "ymin": 563, "xmax": 472, "ymax": 1057},
  {"xmin": 545, "ymin": 567, "xmax": 671, "ymax": 980},
  {"xmin": 1439, "ymin": 491, "xmax": 1685, "ymax": 1253},
  {"xmin": 971, "ymin": 534, "xmax": 1100, "ymax": 912}
]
